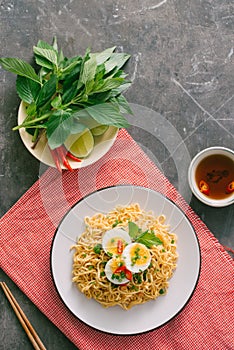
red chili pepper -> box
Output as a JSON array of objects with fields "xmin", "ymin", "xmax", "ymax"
[
  {"xmin": 114, "ymin": 265, "xmax": 126, "ymax": 274},
  {"xmin": 49, "ymin": 147, "xmax": 62, "ymax": 173},
  {"xmin": 199, "ymin": 180, "xmax": 210, "ymax": 195},
  {"xmin": 226, "ymin": 181, "xmax": 234, "ymax": 194},
  {"xmin": 117, "ymin": 239, "xmax": 124, "ymax": 254},
  {"xmin": 125, "ymin": 269, "xmax": 133, "ymax": 281},
  {"xmin": 56, "ymin": 146, "xmax": 73, "ymax": 172},
  {"xmin": 66, "ymin": 150, "xmax": 82, "ymax": 162},
  {"xmin": 114, "ymin": 265, "xmax": 132, "ymax": 281}
]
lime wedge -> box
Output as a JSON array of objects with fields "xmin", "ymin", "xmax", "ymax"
[
  {"xmin": 64, "ymin": 129, "xmax": 94, "ymax": 158},
  {"xmin": 91, "ymin": 125, "xmax": 109, "ymax": 136}
]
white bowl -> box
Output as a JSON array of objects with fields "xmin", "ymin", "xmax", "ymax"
[
  {"xmin": 188, "ymin": 147, "xmax": 234, "ymax": 207},
  {"xmin": 17, "ymin": 102, "xmax": 119, "ymax": 169}
]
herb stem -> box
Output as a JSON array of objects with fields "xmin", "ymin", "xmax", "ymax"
[{"xmin": 12, "ymin": 112, "xmax": 51, "ymax": 130}]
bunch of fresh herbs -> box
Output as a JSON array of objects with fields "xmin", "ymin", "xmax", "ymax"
[{"xmin": 0, "ymin": 38, "xmax": 132, "ymax": 152}]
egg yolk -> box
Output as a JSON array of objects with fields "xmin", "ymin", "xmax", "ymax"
[
  {"xmin": 110, "ymin": 257, "xmax": 124, "ymax": 272},
  {"xmin": 130, "ymin": 243, "xmax": 150, "ymax": 266}
]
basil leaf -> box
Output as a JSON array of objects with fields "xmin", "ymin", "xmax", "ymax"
[
  {"xmin": 85, "ymin": 103, "xmax": 130, "ymax": 128},
  {"xmin": 0, "ymin": 58, "xmax": 41, "ymax": 84},
  {"xmin": 128, "ymin": 222, "xmax": 140, "ymax": 239},
  {"xmin": 16, "ymin": 76, "xmax": 41, "ymax": 104}
]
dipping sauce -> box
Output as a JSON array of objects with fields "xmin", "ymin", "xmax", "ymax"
[{"xmin": 195, "ymin": 154, "xmax": 234, "ymax": 199}]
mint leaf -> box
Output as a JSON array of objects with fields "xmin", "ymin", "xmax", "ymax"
[
  {"xmin": 16, "ymin": 76, "xmax": 41, "ymax": 104},
  {"xmin": 0, "ymin": 58, "xmax": 41, "ymax": 84}
]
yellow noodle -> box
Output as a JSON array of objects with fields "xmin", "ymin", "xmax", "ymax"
[{"xmin": 71, "ymin": 203, "xmax": 178, "ymax": 310}]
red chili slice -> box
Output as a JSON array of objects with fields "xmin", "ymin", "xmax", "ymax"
[
  {"xmin": 199, "ymin": 180, "xmax": 210, "ymax": 195},
  {"xmin": 117, "ymin": 239, "xmax": 124, "ymax": 254},
  {"xmin": 226, "ymin": 181, "xmax": 234, "ymax": 194},
  {"xmin": 114, "ymin": 265, "xmax": 126, "ymax": 274},
  {"xmin": 125, "ymin": 269, "xmax": 133, "ymax": 281}
]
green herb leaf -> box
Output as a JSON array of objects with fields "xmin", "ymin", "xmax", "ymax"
[
  {"xmin": 36, "ymin": 74, "xmax": 57, "ymax": 108},
  {"xmin": 0, "ymin": 57, "xmax": 41, "ymax": 84},
  {"xmin": 90, "ymin": 46, "xmax": 116, "ymax": 65},
  {"xmin": 33, "ymin": 47, "xmax": 58, "ymax": 68},
  {"xmin": 92, "ymin": 77, "xmax": 125, "ymax": 94},
  {"xmin": 80, "ymin": 55, "xmax": 97, "ymax": 86},
  {"xmin": 45, "ymin": 110, "xmax": 87, "ymax": 148},
  {"xmin": 128, "ymin": 221, "xmax": 163, "ymax": 248},
  {"xmin": 2, "ymin": 40, "xmax": 133, "ymax": 154},
  {"xmin": 112, "ymin": 95, "xmax": 133, "ymax": 115},
  {"xmin": 104, "ymin": 53, "xmax": 131, "ymax": 73},
  {"xmin": 36, "ymin": 39, "xmax": 56, "ymax": 51},
  {"xmin": 46, "ymin": 110, "xmax": 73, "ymax": 149},
  {"xmin": 136, "ymin": 231, "xmax": 163, "ymax": 248},
  {"xmin": 26, "ymin": 102, "xmax": 37, "ymax": 117},
  {"xmin": 128, "ymin": 221, "xmax": 140, "ymax": 239},
  {"xmin": 51, "ymin": 94, "xmax": 62, "ymax": 109},
  {"xmin": 85, "ymin": 103, "xmax": 130, "ymax": 128},
  {"xmin": 16, "ymin": 76, "xmax": 41, "ymax": 104}
]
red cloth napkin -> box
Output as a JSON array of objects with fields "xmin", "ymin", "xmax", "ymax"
[{"xmin": 0, "ymin": 129, "xmax": 233, "ymax": 350}]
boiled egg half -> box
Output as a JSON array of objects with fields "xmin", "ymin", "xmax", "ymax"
[
  {"xmin": 105, "ymin": 257, "xmax": 130, "ymax": 285},
  {"xmin": 102, "ymin": 228, "xmax": 132, "ymax": 256},
  {"xmin": 122, "ymin": 242, "xmax": 151, "ymax": 273}
]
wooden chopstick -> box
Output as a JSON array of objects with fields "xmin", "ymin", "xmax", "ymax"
[{"xmin": 0, "ymin": 282, "xmax": 46, "ymax": 350}]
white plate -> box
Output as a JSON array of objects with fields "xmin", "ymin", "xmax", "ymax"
[
  {"xmin": 18, "ymin": 102, "xmax": 119, "ymax": 169},
  {"xmin": 50, "ymin": 185, "xmax": 201, "ymax": 335}
]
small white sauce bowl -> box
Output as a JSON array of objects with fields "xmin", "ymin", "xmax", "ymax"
[{"xmin": 188, "ymin": 147, "xmax": 234, "ymax": 207}]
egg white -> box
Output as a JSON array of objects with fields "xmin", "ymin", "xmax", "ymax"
[
  {"xmin": 122, "ymin": 242, "xmax": 151, "ymax": 273},
  {"xmin": 102, "ymin": 228, "xmax": 132, "ymax": 256}
]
